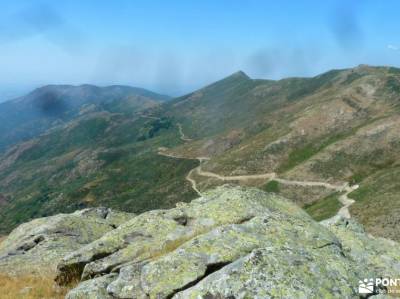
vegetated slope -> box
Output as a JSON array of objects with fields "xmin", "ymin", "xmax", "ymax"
[
  {"xmin": 157, "ymin": 65, "xmax": 400, "ymax": 240},
  {"xmin": 0, "ymin": 84, "xmax": 170, "ymax": 152},
  {"xmin": 1, "ymin": 65, "xmax": 400, "ymax": 241},
  {"xmin": 0, "ymin": 109, "xmax": 197, "ymax": 233},
  {"xmin": 0, "ymin": 85, "xmax": 188, "ymax": 234}
]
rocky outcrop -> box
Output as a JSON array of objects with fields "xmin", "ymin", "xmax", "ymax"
[
  {"xmin": 0, "ymin": 208, "xmax": 135, "ymax": 276},
  {"xmin": 51, "ymin": 186, "xmax": 400, "ymax": 299},
  {"xmin": 1, "ymin": 186, "xmax": 399, "ymax": 298},
  {"xmin": 321, "ymin": 216, "xmax": 400, "ymax": 282},
  {"xmin": 57, "ymin": 186, "xmax": 308, "ymax": 286}
]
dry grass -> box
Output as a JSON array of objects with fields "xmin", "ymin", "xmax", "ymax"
[
  {"xmin": 0, "ymin": 236, "xmax": 6, "ymax": 246},
  {"xmin": 0, "ymin": 274, "xmax": 70, "ymax": 299}
]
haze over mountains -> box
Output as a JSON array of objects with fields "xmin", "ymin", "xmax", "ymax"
[
  {"xmin": 1, "ymin": 64, "xmax": 400, "ymax": 243},
  {"xmin": 0, "ymin": 84, "xmax": 170, "ymax": 152}
]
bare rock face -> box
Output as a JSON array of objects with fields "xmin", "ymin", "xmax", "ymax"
[
  {"xmin": 1, "ymin": 186, "xmax": 399, "ymax": 298},
  {"xmin": 53, "ymin": 186, "xmax": 400, "ymax": 299},
  {"xmin": 0, "ymin": 207, "xmax": 135, "ymax": 276}
]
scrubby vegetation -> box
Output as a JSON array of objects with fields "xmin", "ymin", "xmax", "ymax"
[
  {"xmin": 304, "ymin": 192, "xmax": 342, "ymax": 221},
  {"xmin": 278, "ymin": 130, "xmax": 359, "ymax": 173},
  {"xmin": 137, "ymin": 117, "xmax": 173, "ymax": 141},
  {"xmin": 263, "ymin": 180, "xmax": 280, "ymax": 193},
  {"xmin": 2, "ymin": 65, "xmax": 400, "ymax": 242},
  {"xmin": 0, "ymin": 112, "xmax": 196, "ymax": 234},
  {"xmin": 349, "ymin": 166, "xmax": 400, "ymax": 241}
]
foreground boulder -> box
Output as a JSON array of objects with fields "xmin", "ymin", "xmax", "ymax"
[
  {"xmin": 55, "ymin": 186, "xmax": 400, "ymax": 299},
  {"xmin": 0, "ymin": 207, "xmax": 135, "ymax": 276}
]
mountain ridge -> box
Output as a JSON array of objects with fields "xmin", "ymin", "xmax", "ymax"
[
  {"xmin": 0, "ymin": 65, "xmax": 400, "ymax": 242},
  {"xmin": 0, "ymin": 84, "xmax": 170, "ymax": 152},
  {"xmin": 10, "ymin": 84, "xmax": 170, "ymax": 105}
]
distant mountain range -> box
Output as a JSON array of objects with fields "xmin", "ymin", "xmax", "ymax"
[
  {"xmin": 0, "ymin": 87, "xmax": 32, "ymax": 103},
  {"xmin": 1, "ymin": 65, "xmax": 400, "ymax": 243},
  {"xmin": 0, "ymin": 84, "xmax": 170, "ymax": 152}
]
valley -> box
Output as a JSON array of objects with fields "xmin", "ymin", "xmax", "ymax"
[
  {"xmin": 2, "ymin": 2, "xmax": 400, "ymax": 298},
  {"xmin": 0, "ymin": 65, "xmax": 400, "ymax": 242}
]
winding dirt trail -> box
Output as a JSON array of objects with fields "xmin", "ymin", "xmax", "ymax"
[
  {"xmin": 273, "ymin": 178, "xmax": 341, "ymax": 190},
  {"xmin": 138, "ymin": 113, "xmax": 192, "ymax": 142},
  {"xmin": 177, "ymin": 123, "xmax": 193, "ymax": 142},
  {"xmin": 336, "ymin": 184, "xmax": 359, "ymax": 219},
  {"xmin": 186, "ymin": 167, "xmax": 202, "ymax": 196},
  {"xmin": 158, "ymin": 122, "xmax": 358, "ymax": 219},
  {"xmin": 138, "ymin": 113, "xmax": 161, "ymax": 120},
  {"xmin": 197, "ymin": 166, "xmax": 276, "ymax": 181}
]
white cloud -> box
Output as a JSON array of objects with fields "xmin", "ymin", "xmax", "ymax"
[{"xmin": 387, "ymin": 44, "xmax": 400, "ymax": 51}]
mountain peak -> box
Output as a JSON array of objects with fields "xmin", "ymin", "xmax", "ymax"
[{"xmin": 230, "ymin": 70, "xmax": 250, "ymax": 80}]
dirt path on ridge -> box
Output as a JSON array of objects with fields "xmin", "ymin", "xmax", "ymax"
[{"xmin": 158, "ymin": 122, "xmax": 358, "ymax": 219}]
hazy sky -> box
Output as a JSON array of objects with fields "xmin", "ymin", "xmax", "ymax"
[{"xmin": 0, "ymin": 0, "xmax": 400, "ymax": 99}]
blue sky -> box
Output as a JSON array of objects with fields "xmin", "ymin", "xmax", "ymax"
[{"xmin": 0, "ymin": 0, "xmax": 400, "ymax": 98}]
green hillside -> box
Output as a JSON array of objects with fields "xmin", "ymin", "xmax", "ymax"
[
  {"xmin": 160, "ymin": 65, "xmax": 400, "ymax": 240},
  {"xmin": 0, "ymin": 84, "xmax": 169, "ymax": 152},
  {"xmin": 0, "ymin": 111, "xmax": 197, "ymax": 232},
  {"xmin": 1, "ymin": 65, "xmax": 400, "ymax": 241}
]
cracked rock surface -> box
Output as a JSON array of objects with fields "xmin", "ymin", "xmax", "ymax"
[
  {"xmin": 0, "ymin": 207, "xmax": 135, "ymax": 276},
  {"xmin": 1, "ymin": 186, "xmax": 399, "ymax": 298},
  {"xmin": 54, "ymin": 186, "xmax": 400, "ymax": 299}
]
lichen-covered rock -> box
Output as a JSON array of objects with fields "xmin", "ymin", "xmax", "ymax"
[
  {"xmin": 65, "ymin": 273, "xmax": 118, "ymax": 299},
  {"xmin": 58, "ymin": 186, "xmax": 312, "ymax": 285},
  {"xmin": 174, "ymin": 246, "xmax": 359, "ymax": 299},
  {"xmin": 321, "ymin": 216, "xmax": 400, "ymax": 281},
  {"xmin": 0, "ymin": 207, "xmax": 135, "ymax": 276},
  {"xmin": 16, "ymin": 185, "xmax": 396, "ymax": 299},
  {"xmin": 108, "ymin": 214, "xmax": 342, "ymax": 299}
]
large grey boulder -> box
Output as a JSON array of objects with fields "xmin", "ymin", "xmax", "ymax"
[
  {"xmin": 0, "ymin": 207, "xmax": 135, "ymax": 276},
  {"xmin": 2, "ymin": 186, "xmax": 398, "ymax": 298},
  {"xmin": 65, "ymin": 274, "xmax": 118, "ymax": 299},
  {"xmin": 321, "ymin": 216, "xmax": 400, "ymax": 281},
  {"xmin": 58, "ymin": 186, "xmax": 400, "ymax": 299}
]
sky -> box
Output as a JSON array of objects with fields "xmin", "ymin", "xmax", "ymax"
[{"xmin": 0, "ymin": 0, "xmax": 400, "ymax": 100}]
